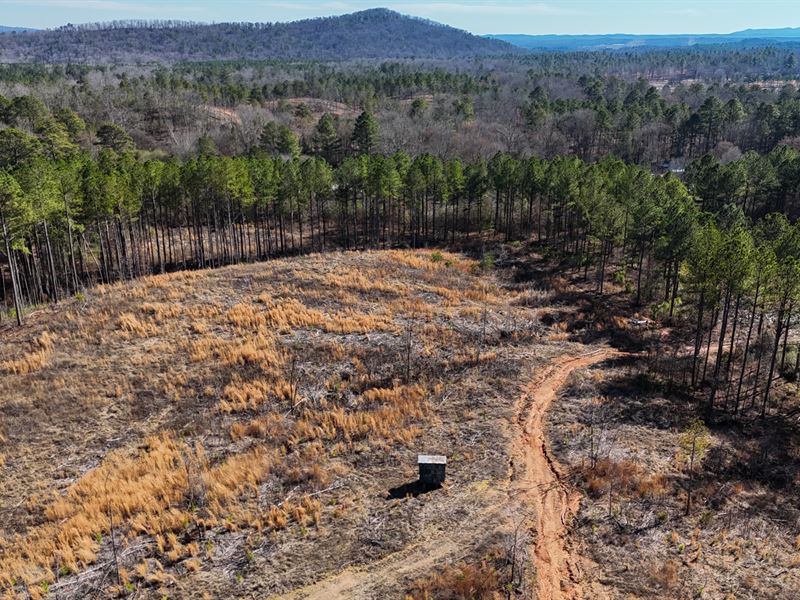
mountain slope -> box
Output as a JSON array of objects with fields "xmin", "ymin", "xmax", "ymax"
[
  {"xmin": 488, "ymin": 27, "xmax": 800, "ymax": 51},
  {"xmin": 0, "ymin": 9, "xmax": 516, "ymax": 63},
  {"xmin": 729, "ymin": 26, "xmax": 800, "ymax": 38},
  {"xmin": 0, "ymin": 26, "xmax": 35, "ymax": 33}
]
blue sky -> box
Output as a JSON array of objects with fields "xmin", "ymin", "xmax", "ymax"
[{"xmin": 2, "ymin": 0, "xmax": 800, "ymax": 35}]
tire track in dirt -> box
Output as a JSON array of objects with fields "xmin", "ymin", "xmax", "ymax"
[
  {"xmin": 268, "ymin": 538, "xmax": 455, "ymax": 600},
  {"xmin": 268, "ymin": 502, "xmax": 502, "ymax": 600},
  {"xmin": 512, "ymin": 349, "xmax": 618, "ymax": 600}
]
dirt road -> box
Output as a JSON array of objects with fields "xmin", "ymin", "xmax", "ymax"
[
  {"xmin": 512, "ymin": 349, "xmax": 617, "ymax": 600},
  {"xmin": 270, "ymin": 349, "xmax": 616, "ymax": 599}
]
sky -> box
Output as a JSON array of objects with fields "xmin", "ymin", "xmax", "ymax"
[{"xmin": 2, "ymin": 0, "xmax": 800, "ymax": 35}]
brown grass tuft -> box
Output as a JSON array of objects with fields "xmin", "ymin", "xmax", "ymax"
[
  {"xmin": 140, "ymin": 302, "xmax": 182, "ymax": 321},
  {"xmin": 407, "ymin": 557, "xmax": 502, "ymax": 599},
  {"xmin": 261, "ymin": 298, "xmax": 396, "ymax": 334},
  {"xmin": 225, "ymin": 303, "xmax": 266, "ymax": 330},
  {"xmin": 117, "ymin": 312, "xmax": 156, "ymax": 337},
  {"xmin": 1, "ymin": 332, "xmax": 55, "ymax": 375},
  {"xmin": 189, "ymin": 334, "xmax": 282, "ymax": 370},
  {"xmin": 290, "ymin": 384, "xmax": 428, "ymax": 446}
]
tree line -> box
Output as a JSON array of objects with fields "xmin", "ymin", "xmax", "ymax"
[
  {"xmin": 2, "ymin": 147, "xmax": 691, "ymax": 321},
  {"xmin": 3, "ymin": 89, "xmax": 800, "ymax": 423}
]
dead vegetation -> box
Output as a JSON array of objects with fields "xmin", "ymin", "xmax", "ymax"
[
  {"xmin": 550, "ymin": 360, "xmax": 800, "ymax": 599},
  {"xmin": 0, "ymin": 332, "xmax": 54, "ymax": 375},
  {"xmin": 405, "ymin": 548, "xmax": 507, "ymax": 600},
  {"xmin": 0, "ymin": 250, "xmax": 552, "ymax": 599},
  {"xmin": 7, "ymin": 245, "xmax": 789, "ymax": 599}
]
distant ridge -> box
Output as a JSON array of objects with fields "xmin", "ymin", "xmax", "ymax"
[
  {"xmin": 0, "ymin": 9, "xmax": 516, "ymax": 63},
  {"xmin": 0, "ymin": 25, "xmax": 36, "ymax": 33},
  {"xmin": 488, "ymin": 27, "xmax": 800, "ymax": 51}
]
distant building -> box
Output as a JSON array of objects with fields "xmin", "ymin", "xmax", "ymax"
[{"xmin": 655, "ymin": 158, "xmax": 687, "ymax": 176}]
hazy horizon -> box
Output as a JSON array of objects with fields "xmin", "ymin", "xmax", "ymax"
[{"xmin": 1, "ymin": 0, "xmax": 799, "ymax": 36}]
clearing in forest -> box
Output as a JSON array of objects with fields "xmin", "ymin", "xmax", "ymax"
[
  {"xmin": 4, "ymin": 247, "xmax": 794, "ymax": 600},
  {"xmin": 0, "ymin": 249, "xmax": 575, "ymax": 599}
]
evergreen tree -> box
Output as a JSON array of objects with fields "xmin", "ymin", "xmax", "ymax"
[
  {"xmin": 96, "ymin": 123, "xmax": 134, "ymax": 152},
  {"xmin": 311, "ymin": 113, "xmax": 341, "ymax": 164},
  {"xmin": 352, "ymin": 111, "xmax": 379, "ymax": 155}
]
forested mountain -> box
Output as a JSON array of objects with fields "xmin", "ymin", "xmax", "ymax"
[
  {"xmin": 490, "ymin": 28, "xmax": 800, "ymax": 51},
  {"xmin": 0, "ymin": 9, "xmax": 515, "ymax": 63},
  {"xmin": 0, "ymin": 26, "xmax": 34, "ymax": 33}
]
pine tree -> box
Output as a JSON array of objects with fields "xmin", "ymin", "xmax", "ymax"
[
  {"xmin": 679, "ymin": 418, "xmax": 711, "ymax": 515},
  {"xmin": 311, "ymin": 113, "xmax": 341, "ymax": 164},
  {"xmin": 96, "ymin": 123, "xmax": 134, "ymax": 153},
  {"xmin": 352, "ymin": 111, "xmax": 379, "ymax": 155}
]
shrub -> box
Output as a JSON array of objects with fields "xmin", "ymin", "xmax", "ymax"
[
  {"xmin": 480, "ymin": 252, "xmax": 495, "ymax": 271},
  {"xmin": 407, "ymin": 557, "xmax": 502, "ymax": 599},
  {"xmin": 649, "ymin": 560, "xmax": 680, "ymax": 591}
]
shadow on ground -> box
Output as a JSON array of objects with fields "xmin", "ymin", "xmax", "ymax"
[{"xmin": 387, "ymin": 479, "xmax": 442, "ymax": 499}]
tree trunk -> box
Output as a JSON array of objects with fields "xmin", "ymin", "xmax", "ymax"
[
  {"xmin": 762, "ymin": 296, "xmax": 787, "ymax": 417},
  {"xmin": 691, "ymin": 290, "xmax": 706, "ymax": 388},
  {"xmin": 709, "ymin": 286, "xmax": 732, "ymax": 413},
  {"xmin": 0, "ymin": 207, "xmax": 23, "ymax": 326},
  {"xmin": 734, "ymin": 281, "xmax": 759, "ymax": 415}
]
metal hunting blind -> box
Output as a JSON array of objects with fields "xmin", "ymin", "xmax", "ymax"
[{"xmin": 418, "ymin": 454, "xmax": 446, "ymax": 486}]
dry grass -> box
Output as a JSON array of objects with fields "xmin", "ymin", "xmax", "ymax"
[
  {"xmin": 0, "ymin": 332, "xmax": 54, "ymax": 375},
  {"xmin": 225, "ymin": 303, "xmax": 266, "ymax": 330},
  {"xmin": 140, "ymin": 302, "xmax": 182, "ymax": 321},
  {"xmin": 0, "ymin": 250, "xmax": 533, "ymax": 598},
  {"xmin": 648, "ymin": 559, "xmax": 680, "ymax": 592},
  {"xmin": 406, "ymin": 548, "xmax": 507, "ymax": 600},
  {"xmin": 260, "ymin": 297, "xmax": 397, "ymax": 334},
  {"xmin": 188, "ymin": 334, "xmax": 282, "ymax": 370},
  {"xmin": 0, "ymin": 434, "xmax": 188, "ymax": 587},
  {"xmin": 511, "ymin": 287, "xmax": 555, "ymax": 308},
  {"xmin": 291, "ymin": 384, "xmax": 429, "ymax": 446},
  {"xmin": 551, "ymin": 358, "xmax": 800, "ymax": 599},
  {"xmin": 219, "ymin": 379, "xmax": 272, "ymax": 413},
  {"xmin": 305, "ymin": 267, "xmax": 402, "ymax": 296},
  {"xmin": 116, "ymin": 312, "xmax": 157, "ymax": 338},
  {"xmin": 0, "ymin": 434, "xmax": 282, "ymax": 590},
  {"xmin": 584, "ymin": 459, "xmax": 642, "ymax": 498},
  {"xmin": 387, "ymin": 249, "xmax": 478, "ymax": 274}
]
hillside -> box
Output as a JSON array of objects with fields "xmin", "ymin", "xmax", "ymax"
[
  {"xmin": 0, "ymin": 250, "xmax": 548, "ymax": 598},
  {"xmin": 2, "ymin": 248, "xmax": 799, "ymax": 598},
  {"xmin": 0, "ymin": 9, "xmax": 515, "ymax": 63}
]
